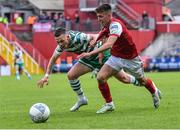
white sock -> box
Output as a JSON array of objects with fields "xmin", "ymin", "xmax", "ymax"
[
  {"xmin": 106, "ymin": 101, "xmax": 114, "ymax": 105},
  {"xmin": 129, "ymin": 75, "xmax": 136, "ymax": 84},
  {"xmin": 78, "ymin": 93, "xmax": 86, "ymax": 101}
]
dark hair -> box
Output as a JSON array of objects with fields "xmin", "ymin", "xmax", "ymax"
[
  {"xmin": 95, "ymin": 4, "xmax": 112, "ymax": 13},
  {"xmin": 54, "ymin": 27, "xmax": 66, "ymax": 37}
]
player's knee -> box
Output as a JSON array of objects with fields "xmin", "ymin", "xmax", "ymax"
[
  {"xmin": 67, "ymin": 72, "xmax": 77, "ymax": 80},
  {"xmin": 96, "ymin": 73, "xmax": 106, "ymax": 83}
]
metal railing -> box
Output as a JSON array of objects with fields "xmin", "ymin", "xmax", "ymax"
[
  {"xmin": 79, "ymin": 0, "xmax": 116, "ymax": 10},
  {"xmin": 0, "ymin": 23, "xmax": 48, "ymax": 71},
  {"xmin": 117, "ymin": 0, "xmax": 141, "ymax": 21},
  {"xmin": 115, "ymin": 0, "xmax": 142, "ymax": 28},
  {"xmin": 0, "ymin": 34, "xmax": 44, "ymax": 74}
]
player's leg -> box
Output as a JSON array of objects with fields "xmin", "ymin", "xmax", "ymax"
[
  {"xmin": 67, "ymin": 62, "xmax": 91, "ymax": 112},
  {"xmin": 123, "ymin": 56, "xmax": 162, "ymax": 108},
  {"xmin": 21, "ymin": 64, "xmax": 32, "ymax": 80},
  {"xmin": 81, "ymin": 53, "xmax": 116, "ymax": 114},
  {"xmin": 23, "ymin": 68, "xmax": 32, "ymax": 80},
  {"xmin": 96, "ymin": 64, "xmax": 117, "ymax": 114},
  {"xmin": 96, "ymin": 70, "xmax": 140, "ymax": 113},
  {"xmin": 114, "ymin": 69, "xmax": 140, "ymax": 86},
  {"xmin": 138, "ymin": 77, "xmax": 162, "ymax": 108},
  {"xmin": 15, "ymin": 64, "xmax": 20, "ymax": 80}
]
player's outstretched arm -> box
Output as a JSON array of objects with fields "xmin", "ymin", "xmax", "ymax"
[
  {"xmin": 37, "ymin": 52, "xmax": 59, "ymax": 88},
  {"xmin": 78, "ymin": 35, "xmax": 117, "ymax": 59}
]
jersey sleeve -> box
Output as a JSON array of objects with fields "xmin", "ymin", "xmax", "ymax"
[
  {"xmin": 54, "ymin": 45, "xmax": 63, "ymax": 56},
  {"xmin": 109, "ymin": 22, "xmax": 123, "ymax": 37},
  {"xmin": 77, "ymin": 32, "xmax": 90, "ymax": 44},
  {"xmin": 80, "ymin": 33, "xmax": 88, "ymax": 41}
]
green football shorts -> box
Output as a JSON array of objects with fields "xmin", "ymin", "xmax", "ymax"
[
  {"xmin": 79, "ymin": 50, "xmax": 111, "ymax": 70},
  {"xmin": 15, "ymin": 63, "xmax": 24, "ymax": 69}
]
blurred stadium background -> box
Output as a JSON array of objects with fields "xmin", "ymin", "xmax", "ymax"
[{"xmin": 0, "ymin": 0, "xmax": 180, "ymax": 75}]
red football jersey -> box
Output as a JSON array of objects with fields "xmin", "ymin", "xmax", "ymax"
[{"xmin": 97, "ymin": 17, "xmax": 138, "ymax": 59}]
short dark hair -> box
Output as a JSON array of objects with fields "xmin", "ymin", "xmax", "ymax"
[
  {"xmin": 54, "ymin": 27, "xmax": 66, "ymax": 37},
  {"xmin": 95, "ymin": 4, "xmax": 112, "ymax": 13}
]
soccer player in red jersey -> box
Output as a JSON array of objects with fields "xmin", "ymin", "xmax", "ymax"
[{"xmin": 78, "ymin": 4, "xmax": 162, "ymax": 113}]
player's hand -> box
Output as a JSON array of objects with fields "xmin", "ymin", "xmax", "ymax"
[
  {"xmin": 77, "ymin": 52, "xmax": 91, "ymax": 59},
  {"xmin": 37, "ymin": 76, "xmax": 49, "ymax": 88},
  {"xmin": 98, "ymin": 52, "xmax": 104, "ymax": 65}
]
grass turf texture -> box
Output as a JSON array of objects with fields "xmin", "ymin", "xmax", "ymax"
[{"xmin": 0, "ymin": 72, "xmax": 180, "ymax": 129}]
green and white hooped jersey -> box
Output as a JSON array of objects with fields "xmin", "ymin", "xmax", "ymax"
[
  {"xmin": 14, "ymin": 50, "xmax": 24, "ymax": 64},
  {"xmin": 54, "ymin": 30, "xmax": 111, "ymax": 70},
  {"xmin": 55, "ymin": 30, "xmax": 102, "ymax": 55}
]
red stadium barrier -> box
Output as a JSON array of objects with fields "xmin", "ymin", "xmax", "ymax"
[
  {"xmin": 156, "ymin": 22, "xmax": 180, "ymax": 33},
  {"xmin": 0, "ymin": 23, "xmax": 48, "ymax": 69}
]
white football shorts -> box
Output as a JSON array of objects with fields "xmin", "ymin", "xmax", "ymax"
[{"xmin": 105, "ymin": 55, "xmax": 144, "ymax": 78}]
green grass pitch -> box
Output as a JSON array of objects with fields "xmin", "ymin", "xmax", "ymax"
[{"xmin": 0, "ymin": 72, "xmax": 180, "ymax": 129}]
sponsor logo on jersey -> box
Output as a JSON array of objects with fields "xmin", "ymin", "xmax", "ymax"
[{"xmin": 110, "ymin": 25, "xmax": 118, "ymax": 30}]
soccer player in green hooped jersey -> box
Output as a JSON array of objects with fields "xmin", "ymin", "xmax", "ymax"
[
  {"xmin": 37, "ymin": 27, "xmax": 139, "ymax": 112},
  {"xmin": 13, "ymin": 47, "xmax": 32, "ymax": 80}
]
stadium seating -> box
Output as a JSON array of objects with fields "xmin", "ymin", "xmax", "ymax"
[{"xmin": 52, "ymin": 57, "xmax": 78, "ymax": 73}]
